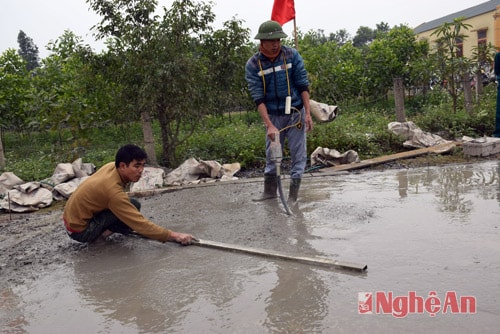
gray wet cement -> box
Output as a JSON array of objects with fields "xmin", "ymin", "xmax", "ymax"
[{"xmin": 2, "ymin": 160, "xmax": 500, "ymax": 333}]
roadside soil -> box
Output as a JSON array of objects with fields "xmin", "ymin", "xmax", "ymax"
[{"xmin": 1, "ymin": 151, "xmax": 498, "ymax": 289}]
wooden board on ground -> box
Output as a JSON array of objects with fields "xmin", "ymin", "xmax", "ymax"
[
  {"xmin": 192, "ymin": 238, "xmax": 368, "ymax": 272},
  {"xmin": 317, "ymin": 142, "xmax": 458, "ymax": 175}
]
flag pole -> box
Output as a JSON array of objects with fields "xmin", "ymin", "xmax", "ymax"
[{"xmin": 293, "ymin": 18, "xmax": 299, "ymax": 51}]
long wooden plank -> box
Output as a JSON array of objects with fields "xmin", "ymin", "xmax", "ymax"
[
  {"xmin": 192, "ymin": 238, "xmax": 367, "ymax": 272},
  {"xmin": 318, "ymin": 142, "xmax": 458, "ymax": 174}
]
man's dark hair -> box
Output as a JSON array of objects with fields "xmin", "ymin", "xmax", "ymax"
[{"xmin": 115, "ymin": 144, "xmax": 148, "ymax": 168}]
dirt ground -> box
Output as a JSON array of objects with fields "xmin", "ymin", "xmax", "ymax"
[
  {"xmin": 0, "ymin": 152, "xmax": 498, "ymax": 289},
  {"xmin": 0, "ymin": 204, "xmax": 81, "ymax": 286},
  {"xmin": 0, "ymin": 155, "xmax": 500, "ymax": 332},
  {"xmin": 0, "ymin": 155, "xmax": 500, "ymax": 291}
]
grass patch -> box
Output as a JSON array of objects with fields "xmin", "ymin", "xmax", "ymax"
[{"xmin": 1, "ymin": 87, "xmax": 497, "ymax": 181}]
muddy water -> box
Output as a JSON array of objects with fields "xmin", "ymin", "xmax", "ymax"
[{"xmin": 7, "ymin": 161, "xmax": 500, "ymax": 333}]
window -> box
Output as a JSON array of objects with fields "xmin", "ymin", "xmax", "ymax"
[
  {"xmin": 477, "ymin": 29, "xmax": 487, "ymax": 46},
  {"xmin": 477, "ymin": 29, "xmax": 488, "ymax": 62}
]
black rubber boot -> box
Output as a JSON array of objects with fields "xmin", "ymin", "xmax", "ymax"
[
  {"xmin": 252, "ymin": 174, "xmax": 278, "ymax": 201},
  {"xmin": 288, "ymin": 178, "xmax": 301, "ymax": 203}
]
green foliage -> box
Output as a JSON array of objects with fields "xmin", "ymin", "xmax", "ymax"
[
  {"xmin": 180, "ymin": 114, "xmax": 265, "ymax": 168},
  {"xmin": 1, "ymin": 89, "xmax": 496, "ymax": 181},
  {"xmin": 86, "ymin": 0, "xmax": 253, "ymax": 167},
  {"xmin": 413, "ymin": 85, "xmax": 497, "ymax": 138},
  {"xmin": 1, "ymin": 122, "xmax": 144, "ymax": 180},
  {"xmin": 430, "ymin": 17, "xmax": 474, "ymax": 112},
  {"xmin": 308, "ymin": 108, "xmax": 402, "ymax": 158},
  {"xmin": 31, "ymin": 30, "xmax": 115, "ymax": 144},
  {"xmin": 302, "ymin": 41, "xmax": 363, "ymax": 104},
  {"xmin": 203, "ymin": 18, "xmax": 254, "ymax": 113},
  {"xmin": 1, "ymin": 6, "xmax": 498, "ymax": 179},
  {"xmin": 5, "ymin": 151, "xmax": 57, "ymax": 182},
  {"xmin": 17, "ymin": 30, "xmax": 40, "ymax": 71},
  {"xmin": 352, "ymin": 26, "xmax": 376, "ymax": 47},
  {"xmin": 300, "ymin": 23, "xmax": 434, "ymax": 105},
  {"xmin": 365, "ymin": 39, "xmax": 398, "ymax": 97},
  {"xmin": 406, "ymin": 89, "xmax": 450, "ymax": 114},
  {"xmin": 0, "ymin": 49, "xmax": 32, "ymax": 131}
]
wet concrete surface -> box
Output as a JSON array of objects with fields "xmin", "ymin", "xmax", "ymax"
[{"xmin": 1, "ymin": 160, "xmax": 499, "ymax": 333}]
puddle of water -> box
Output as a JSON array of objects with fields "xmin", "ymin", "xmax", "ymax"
[{"xmin": 8, "ymin": 161, "xmax": 500, "ymax": 333}]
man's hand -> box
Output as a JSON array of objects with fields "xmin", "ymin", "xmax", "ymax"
[
  {"xmin": 305, "ymin": 113, "xmax": 314, "ymax": 132},
  {"xmin": 266, "ymin": 126, "xmax": 279, "ymax": 140},
  {"xmin": 169, "ymin": 231, "xmax": 194, "ymax": 245}
]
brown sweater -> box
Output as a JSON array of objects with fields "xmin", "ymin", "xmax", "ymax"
[{"xmin": 63, "ymin": 162, "xmax": 171, "ymax": 242}]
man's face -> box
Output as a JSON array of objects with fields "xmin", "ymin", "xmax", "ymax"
[
  {"xmin": 118, "ymin": 159, "xmax": 146, "ymax": 183},
  {"xmin": 261, "ymin": 39, "xmax": 281, "ymax": 54}
]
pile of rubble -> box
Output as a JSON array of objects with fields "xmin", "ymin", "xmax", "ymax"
[{"xmin": 0, "ymin": 158, "xmax": 241, "ymax": 213}]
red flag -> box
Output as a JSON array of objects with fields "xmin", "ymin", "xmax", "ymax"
[{"xmin": 271, "ymin": 0, "xmax": 295, "ymax": 26}]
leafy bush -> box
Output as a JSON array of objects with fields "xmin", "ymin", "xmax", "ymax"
[
  {"xmin": 180, "ymin": 115, "xmax": 265, "ymax": 168},
  {"xmin": 412, "ymin": 85, "xmax": 497, "ymax": 139},
  {"xmin": 308, "ymin": 108, "xmax": 403, "ymax": 159},
  {"xmin": 1, "ymin": 89, "xmax": 497, "ymax": 181},
  {"xmin": 1, "ymin": 122, "xmax": 143, "ymax": 180}
]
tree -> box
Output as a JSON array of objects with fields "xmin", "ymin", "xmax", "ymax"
[
  {"xmin": 431, "ymin": 17, "xmax": 473, "ymax": 113},
  {"xmin": 329, "ymin": 29, "xmax": 351, "ymax": 46},
  {"xmin": 301, "ymin": 38, "xmax": 363, "ymax": 104},
  {"xmin": 202, "ymin": 18, "xmax": 253, "ymax": 115},
  {"xmin": 88, "ymin": 0, "xmax": 248, "ymax": 166},
  {"xmin": 374, "ymin": 22, "xmax": 390, "ymax": 37},
  {"xmin": 382, "ymin": 25, "xmax": 429, "ymax": 113},
  {"xmin": 406, "ymin": 40, "xmax": 434, "ymax": 97},
  {"xmin": 470, "ymin": 41, "xmax": 496, "ymax": 96},
  {"xmin": 365, "ymin": 38, "xmax": 398, "ymax": 99},
  {"xmin": 0, "ymin": 49, "xmax": 32, "ymax": 168},
  {"xmin": 17, "ymin": 30, "xmax": 40, "ymax": 71},
  {"xmin": 295, "ymin": 29, "xmax": 328, "ymax": 48},
  {"xmin": 353, "ymin": 26, "xmax": 375, "ymax": 48},
  {"xmin": 352, "ymin": 22, "xmax": 390, "ymax": 48},
  {"xmin": 32, "ymin": 30, "xmax": 114, "ymax": 145},
  {"xmin": 87, "ymin": 0, "xmax": 162, "ymax": 164}
]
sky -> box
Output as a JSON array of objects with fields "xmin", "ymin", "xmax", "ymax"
[{"xmin": 0, "ymin": 0, "xmax": 489, "ymax": 58}]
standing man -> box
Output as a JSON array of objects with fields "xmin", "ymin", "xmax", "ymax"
[
  {"xmin": 494, "ymin": 52, "xmax": 500, "ymax": 138},
  {"xmin": 63, "ymin": 144, "xmax": 194, "ymax": 245},
  {"xmin": 245, "ymin": 20, "xmax": 313, "ymax": 203}
]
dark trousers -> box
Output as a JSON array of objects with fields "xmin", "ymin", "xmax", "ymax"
[{"xmin": 68, "ymin": 198, "xmax": 141, "ymax": 243}]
